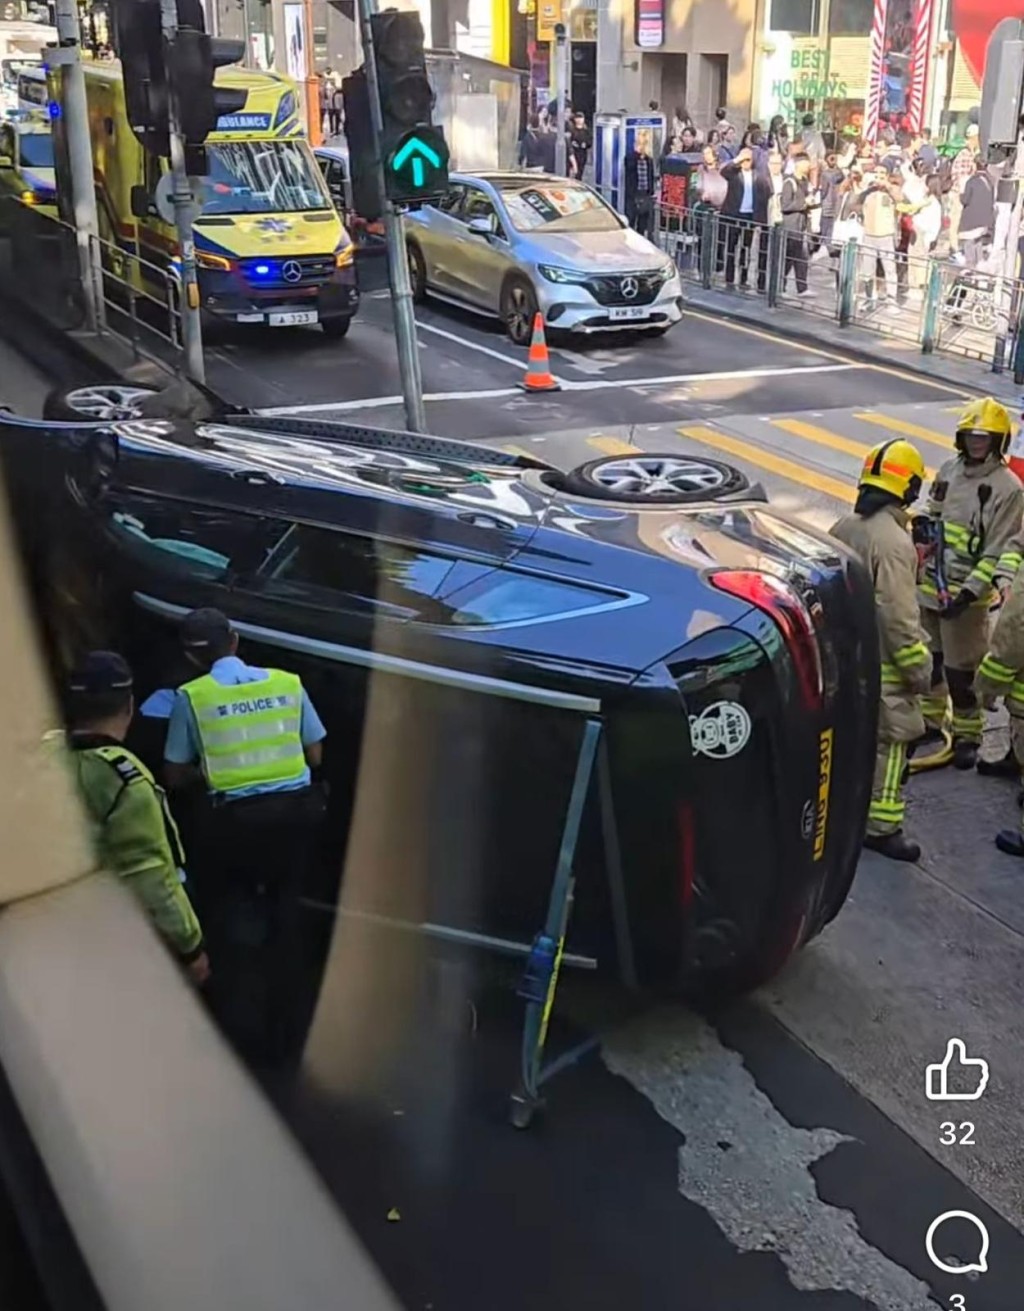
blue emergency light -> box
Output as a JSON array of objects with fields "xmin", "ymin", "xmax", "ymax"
[
  {"xmin": 254, "ymin": 263, "xmax": 271, "ymax": 276},
  {"xmin": 47, "ymin": 102, "xmax": 61, "ymax": 120}
]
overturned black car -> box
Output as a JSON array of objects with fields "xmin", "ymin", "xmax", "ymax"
[{"xmin": 0, "ymin": 397, "xmax": 878, "ymax": 994}]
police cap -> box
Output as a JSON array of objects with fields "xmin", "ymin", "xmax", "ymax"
[
  {"xmin": 66, "ymin": 651, "xmax": 134, "ymax": 697},
  {"xmin": 181, "ymin": 607, "xmax": 235, "ymax": 653}
]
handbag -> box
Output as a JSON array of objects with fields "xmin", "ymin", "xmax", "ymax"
[{"xmin": 832, "ymin": 214, "xmax": 863, "ymax": 245}]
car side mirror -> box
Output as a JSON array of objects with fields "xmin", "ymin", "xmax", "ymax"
[
  {"xmin": 130, "ymin": 184, "xmax": 152, "ymax": 219},
  {"xmin": 467, "ymin": 216, "xmax": 494, "ymax": 237}
]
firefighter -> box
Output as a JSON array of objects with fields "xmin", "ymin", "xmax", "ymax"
[
  {"xmin": 975, "ymin": 567, "xmax": 1024, "ymax": 854},
  {"xmin": 916, "ymin": 397, "xmax": 1024, "ymax": 771},
  {"xmin": 833, "ymin": 438, "xmax": 932, "ymax": 861}
]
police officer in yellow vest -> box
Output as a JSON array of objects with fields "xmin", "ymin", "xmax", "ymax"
[
  {"xmin": 164, "ymin": 608, "xmax": 327, "ymax": 1058},
  {"xmin": 916, "ymin": 397, "xmax": 1024, "ymax": 771}
]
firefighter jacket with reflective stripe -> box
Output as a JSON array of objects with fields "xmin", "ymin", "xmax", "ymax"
[
  {"xmin": 181, "ymin": 668, "xmax": 306, "ymax": 796},
  {"xmin": 832, "ymin": 502, "xmax": 932, "ymax": 697},
  {"xmin": 995, "ymin": 526, "xmax": 1024, "ymax": 586},
  {"xmin": 56, "ymin": 733, "xmax": 203, "ymax": 960},
  {"xmin": 919, "ymin": 455, "xmax": 1024, "ymax": 610},
  {"xmin": 976, "ymin": 563, "xmax": 1024, "ymax": 715}
]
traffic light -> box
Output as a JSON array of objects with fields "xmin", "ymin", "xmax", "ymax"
[
  {"xmin": 110, "ymin": 0, "xmax": 246, "ymax": 161},
  {"xmin": 342, "ymin": 68, "xmax": 384, "ymax": 222},
  {"xmin": 371, "ymin": 10, "xmax": 448, "ymax": 204}
]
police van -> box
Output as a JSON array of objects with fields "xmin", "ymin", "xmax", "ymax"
[{"xmin": 71, "ymin": 61, "xmax": 359, "ymax": 338}]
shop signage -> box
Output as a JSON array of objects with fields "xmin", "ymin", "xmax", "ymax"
[{"xmin": 636, "ymin": 0, "xmax": 664, "ymax": 49}]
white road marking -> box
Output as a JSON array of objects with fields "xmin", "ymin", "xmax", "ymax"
[
  {"xmin": 604, "ymin": 1010, "xmax": 938, "ymax": 1311},
  {"xmin": 256, "ymin": 363, "xmax": 860, "ymax": 416},
  {"xmin": 415, "ymin": 320, "xmax": 526, "ymax": 369}
]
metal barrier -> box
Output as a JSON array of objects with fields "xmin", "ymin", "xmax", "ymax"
[
  {"xmin": 0, "ymin": 196, "xmax": 183, "ymax": 371},
  {"xmin": 653, "ymin": 201, "xmax": 1024, "ymax": 378}
]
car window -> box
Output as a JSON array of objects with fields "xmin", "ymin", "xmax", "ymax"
[
  {"xmin": 461, "ymin": 188, "xmax": 506, "ymax": 239},
  {"xmin": 255, "ymin": 524, "xmax": 459, "ymax": 618},
  {"xmin": 435, "ymin": 571, "xmax": 630, "ymax": 629},
  {"xmin": 434, "ymin": 185, "xmax": 465, "ymax": 215},
  {"xmin": 101, "ymin": 492, "xmax": 286, "ymax": 581}
]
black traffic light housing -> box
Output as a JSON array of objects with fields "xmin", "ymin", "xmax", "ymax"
[
  {"xmin": 341, "ymin": 68, "xmax": 384, "ymax": 222},
  {"xmin": 111, "ymin": 0, "xmax": 246, "ymax": 162}
]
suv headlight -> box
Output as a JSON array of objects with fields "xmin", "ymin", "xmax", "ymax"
[
  {"xmin": 538, "ymin": 264, "xmax": 590, "ymax": 284},
  {"xmin": 655, "ymin": 258, "xmax": 677, "ymax": 283}
]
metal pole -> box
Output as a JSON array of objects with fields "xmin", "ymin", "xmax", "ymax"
[
  {"xmin": 554, "ymin": 23, "xmax": 568, "ymax": 177},
  {"xmin": 993, "ymin": 136, "xmax": 1024, "ymax": 372},
  {"xmin": 356, "ymin": 0, "xmax": 427, "ymax": 434},
  {"xmin": 159, "ymin": 0, "xmax": 206, "ymax": 385},
  {"xmin": 304, "ymin": 0, "xmax": 322, "ymax": 144},
  {"xmin": 52, "ymin": 0, "xmax": 104, "ymax": 333}
]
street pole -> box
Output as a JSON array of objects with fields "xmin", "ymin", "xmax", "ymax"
[
  {"xmin": 554, "ymin": 22, "xmax": 568, "ymax": 176},
  {"xmin": 159, "ymin": 0, "xmax": 206, "ymax": 385},
  {"xmin": 356, "ymin": 0, "xmax": 427, "ymax": 434},
  {"xmin": 52, "ymin": 0, "xmax": 105, "ymax": 333},
  {"xmin": 304, "ymin": 0, "xmax": 322, "ymax": 145},
  {"xmin": 993, "ymin": 135, "xmax": 1024, "ymax": 372}
]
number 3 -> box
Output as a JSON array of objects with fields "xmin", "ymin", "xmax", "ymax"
[
  {"xmin": 950, "ymin": 1295, "xmax": 966, "ymax": 1309},
  {"xmin": 940, "ymin": 1122, "xmax": 976, "ymax": 1146}
]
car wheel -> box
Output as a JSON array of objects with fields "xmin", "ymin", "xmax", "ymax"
[
  {"xmin": 557, "ymin": 453, "xmax": 749, "ymax": 503},
  {"xmin": 320, "ymin": 316, "xmax": 351, "ymax": 340},
  {"xmin": 407, "ymin": 242, "xmax": 427, "ymax": 303},
  {"xmin": 42, "ymin": 384, "xmax": 165, "ymax": 422},
  {"xmin": 501, "ymin": 276, "xmax": 538, "ymax": 346}
]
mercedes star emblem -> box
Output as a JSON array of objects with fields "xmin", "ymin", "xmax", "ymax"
[
  {"xmin": 282, "ymin": 260, "xmax": 303, "ymax": 284},
  {"xmin": 621, "ymin": 276, "xmax": 639, "ymax": 300}
]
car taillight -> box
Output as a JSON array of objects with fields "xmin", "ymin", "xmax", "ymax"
[{"xmin": 709, "ymin": 569, "xmax": 824, "ymax": 711}]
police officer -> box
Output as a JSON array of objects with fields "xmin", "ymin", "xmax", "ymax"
[
  {"xmin": 917, "ymin": 397, "xmax": 1024, "ymax": 771},
  {"xmin": 59, "ymin": 651, "xmax": 209, "ymax": 983},
  {"xmin": 976, "ymin": 568, "xmax": 1024, "ymax": 854},
  {"xmin": 833, "ymin": 440, "xmax": 932, "ymax": 861},
  {"xmin": 163, "ymin": 608, "xmax": 326, "ymax": 1056}
]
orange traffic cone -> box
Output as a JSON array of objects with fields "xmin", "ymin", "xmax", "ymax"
[
  {"xmin": 520, "ymin": 312, "xmax": 561, "ymax": 392},
  {"xmin": 1009, "ymin": 419, "xmax": 1024, "ymax": 485}
]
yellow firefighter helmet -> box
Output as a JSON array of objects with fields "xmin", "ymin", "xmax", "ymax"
[
  {"xmin": 858, "ymin": 438, "xmax": 926, "ymax": 505},
  {"xmin": 955, "ymin": 396, "xmax": 1013, "ymax": 456}
]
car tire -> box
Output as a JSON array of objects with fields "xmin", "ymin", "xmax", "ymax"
[
  {"xmin": 407, "ymin": 242, "xmax": 427, "ymax": 303},
  {"xmin": 501, "ymin": 276, "xmax": 539, "ymax": 347},
  {"xmin": 320, "ymin": 316, "xmax": 352, "ymax": 340},
  {"xmin": 41, "ymin": 383, "xmax": 166, "ymax": 422},
  {"xmin": 557, "ymin": 453, "xmax": 749, "ymax": 503}
]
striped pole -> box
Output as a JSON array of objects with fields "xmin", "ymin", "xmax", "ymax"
[
  {"xmin": 907, "ymin": 0, "xmax": 936, "ymax": 133},
  {"xmin": 864, "ymin": 0, "xmax": 889, "ymax": 144}
]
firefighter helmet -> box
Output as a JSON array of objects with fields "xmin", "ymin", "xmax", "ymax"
[
  {"xmin": 859, "ymin": 438, "xmax": 926, "ymax": 506},
  {"xmin": 955, "ymin": 396, "xmax": 1013, "ymax": 457}
]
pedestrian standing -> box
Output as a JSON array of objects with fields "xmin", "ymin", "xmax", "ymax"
[
  {"xmin": 818, "ymin": 148, "xmax": 844, "ymax": 251},
  {"xmin": 976, "ymin": 568, "xmax": 1024, "ymax": 853},
  {"xmin": 567, "ymin": 110, "xmax": 591, "ymax": 179},
  {"xmin": 832, "ymin": 441, "xmax": 931, "ymax": 862},
  {"xmin": 721, "ymin": 146, "xmax": 767, "ymax": 288},
  {"xmin": 717, "ymin": 124, "xmax": 738, "ymax": 162},
  {"xmin": 767, "ymin": 114, "xmax": 789, "ymax": 155},
  {"xmin": 57, "ymin": 652, "xmax": 209, "ymax": 982},
  {"xmin": 780, "ymin": 152, "xmax": 816, "ymax": 296},
  {"xmin": 519, "ymin": 113, "xmax": 556, "ymax": 172},
  {"xmin": 799, "ymin": 111, "xmax": 826, "ymax": 173},
  {"xmin": 854, "ymin": 163, "xmax": 900, "ymax": 310},
  {"xmin": 908, "ymin": 174, "xmax": 943, "ymax": 294},
  {"xmin": 164, "ymin": 608, "xmax": 328, "ymax": 1060},
  {"xmin": 624, "ymin": 130, "xmax": 657, "ymax": 239},
  {"xmin": 957, "ymin": 155, "xmax": 995, "ymax": 267},
  {"xmin": 759, "ymin": 149, "xmax": 785, "ymax": 293},
  {"xmin": 917, "ymin": 399, "xmax": 1024, "ymax": 770},
  {"xmin": 328, "ymin": 82, "xmax": 344, "ymax": 138},
  {"xmin": 948, "ymin": 124, "xmax": 980, "ymax": 255}
]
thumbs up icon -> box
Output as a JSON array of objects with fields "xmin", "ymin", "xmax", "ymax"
[{"xmin": 925, "ymin": 1039, "xmax": 990, "ymax": 1101}]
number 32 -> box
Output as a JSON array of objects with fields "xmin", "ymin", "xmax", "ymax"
[{"xmin": 940, "ymin": 1122, "xmax": 975, "ymax": 1146}]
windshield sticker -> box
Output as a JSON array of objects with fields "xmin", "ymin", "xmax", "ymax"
[{"xmin": 689, "ymin": 701, "xmax": 751, "ymax": 759}]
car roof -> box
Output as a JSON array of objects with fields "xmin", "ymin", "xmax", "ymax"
[{"xmin": 454, "ymin": 172, "xmax": 578, "ymax": 187}]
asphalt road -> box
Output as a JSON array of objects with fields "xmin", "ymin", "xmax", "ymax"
[{"xmin": 4, "ymin": 299, "xmax": 1024, "ymax": 1309}]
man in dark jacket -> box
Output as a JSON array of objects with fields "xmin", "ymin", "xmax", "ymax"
[
  {"xmin": 780, "ymin": 152, "xmax": 817, "ymax": 295},
  {"xmin": 721, "ymin": 147, "xmax": 770, "ymax": 288},
  {"xmin": 519, "ymin": 114, "xmax": 556, "ymax": 172},
  {"xmin": 567, "ymin": 111, "xmax": 591, "ymax": 179},
  {"xmin": 958, "ymin": 156, "xmax": 995, "ymax": 267},
  {"xmin": 624, "ymin": 132, "xmax": 657, "ymax": 238}
]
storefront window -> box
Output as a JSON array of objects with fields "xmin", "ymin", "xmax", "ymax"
[
  {"xmin": 570, "ymin": 8, "xmax": 596, "ymax": 40},
  {"xmin": 769, "ymin": 0, "xmax": 820, "ymax": 34},
  {"xmin": 828, "ymin": 0, "xmax": 873, "ymax": 36}
]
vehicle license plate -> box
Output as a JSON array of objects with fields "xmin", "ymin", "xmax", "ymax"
[
  {"xmin": 609, "ymin": 306, "xmax": 647, "ymax": 321},
  {"xmin": 269, "ymin": 310, "xmax": 318, "ymax": 326}
]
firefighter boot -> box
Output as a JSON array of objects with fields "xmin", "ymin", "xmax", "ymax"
[
  {"xmin": 864, "ymin": 831, "xmax": 922, "ymax": 862},
  {"xmin": 947, "ymin": 667, "xmax": 982, "ymax": 770}
]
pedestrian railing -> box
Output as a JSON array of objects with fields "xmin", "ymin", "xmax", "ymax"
[
  {"xmin": 0, "ymin": 196, "xmax": 183, "ymax": 371},
  {"xmin": 654, "ymin": 202, "xmax": 1024, "ymax": 381}
]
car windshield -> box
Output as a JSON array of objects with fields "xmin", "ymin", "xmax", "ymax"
[
  {"xmin": 18, "ymin": 133, "xmax": 52, "ymax": 168},
  {"xmin": 1, "ymin": 59, "xmax": 37, "ymax": 89},
  {"xmin": 499, "ymin": 183, "xmax": 622, "ymax": 233},
  {"xmin": 196, "ymin": 140, "xmax": 331, "ymax": 215}
]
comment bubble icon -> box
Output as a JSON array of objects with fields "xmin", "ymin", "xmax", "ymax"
[{"xmin": 925, "ymin": 1211, "xmax": 990, "ymax": 1277}]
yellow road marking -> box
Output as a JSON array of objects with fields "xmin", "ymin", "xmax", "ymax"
[
  {"xmin": 587, "ymin": 436, "xmax": 637, "ymax": 456},
  {"xmin": 686, "ymin": 309, "xmax": 972, "ymax": 397},
  {"xmin": 679, "ymin": 424, "xmax": 855, "ymax": 503},
  {"xmin": 853, "ymin": 411, "xmax": 950, "ymax": 451},
  {"xmin": 771, "ymin": 417, "xmax": 937, "ymax": 480},
  {"xmin": 502, "ymin": 443, "xmax": 542, "ymax": 461}
]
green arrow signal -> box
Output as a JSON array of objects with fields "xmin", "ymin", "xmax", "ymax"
[{"xmin": 392, "ymin": 135, "xmax": 442, "ymax": 188}]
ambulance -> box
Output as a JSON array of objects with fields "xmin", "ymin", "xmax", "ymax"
[
  {"xmin": 0, "ymin": 110, "xmax": 55, "ymax": 210},
  {"xmin": 79, "ymin": 62, "xmax": 358, "ymax": 337}
]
